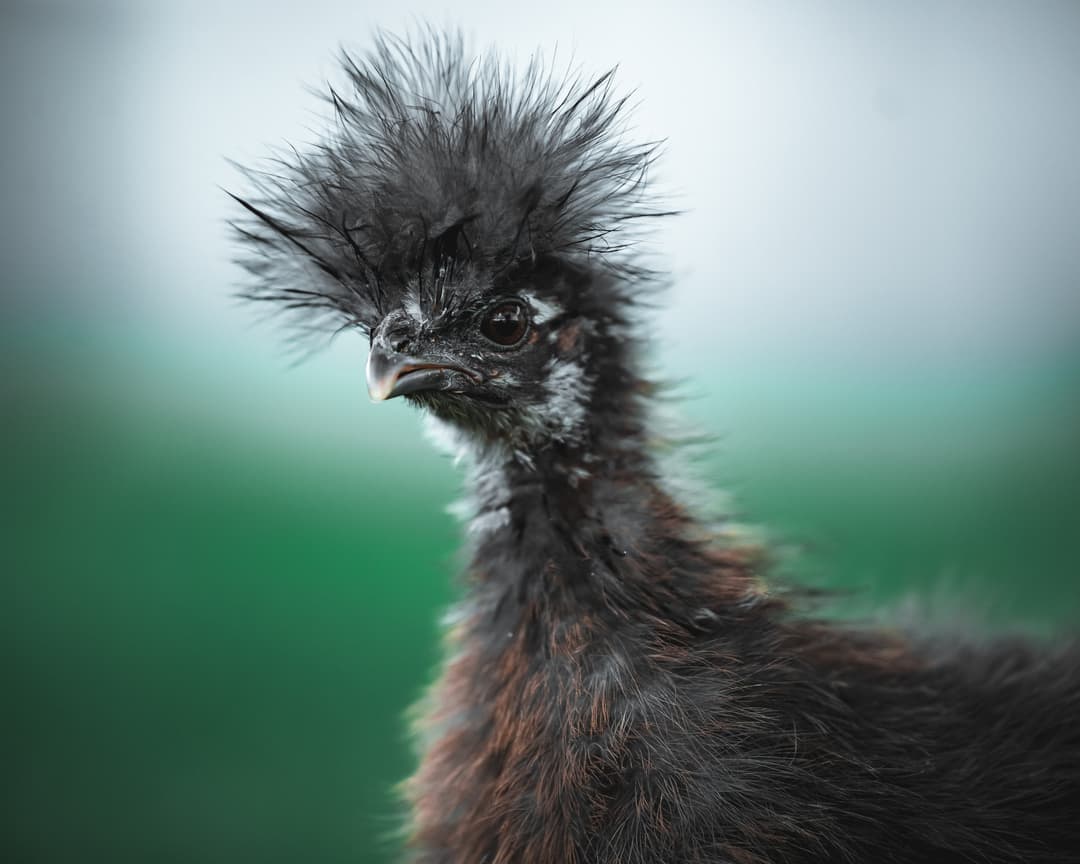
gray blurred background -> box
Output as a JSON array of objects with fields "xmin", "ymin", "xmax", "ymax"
[{"xmin": 4, "ymin": 2, "xmax": 1079, "ymax": 862}]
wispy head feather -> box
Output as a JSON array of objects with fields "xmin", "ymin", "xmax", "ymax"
[{"xmin": 229, "ymin": 29, "xmax": 670, "ymax": 339}]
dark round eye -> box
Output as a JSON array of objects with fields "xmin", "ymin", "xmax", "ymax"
[{"xmin": 479, "ymin": 300, "xmax": 529, "ymax": 347}]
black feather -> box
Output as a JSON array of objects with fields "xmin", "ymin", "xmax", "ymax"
[
  {"xmin": 232, "ymin": 29, "xmax": 1080, "ymax": 864},
  {"xmin": 231, "ymin": 29, "xmax": 668, "ymax": 340}
]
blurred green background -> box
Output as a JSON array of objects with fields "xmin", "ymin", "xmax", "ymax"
[{"xmin": 4, "ymin": 2, "xmax": 1079, "ymax": 863}]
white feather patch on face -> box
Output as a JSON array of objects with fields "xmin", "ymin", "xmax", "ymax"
[
  {"xmin": 402, "ymin": 289, "xmax": 423, "ymax": 325},
  {"xmin": 521, "ymin": 292, "xmax": 562, "ymax": 326},
  {"xmin": 525, "ymin": 356, "xmax": 591, "ymax": 443}
]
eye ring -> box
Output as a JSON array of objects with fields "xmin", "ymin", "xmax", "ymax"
[{"xmin": 478, "ymin": 298, "xmax": 530, "ymax": 348}]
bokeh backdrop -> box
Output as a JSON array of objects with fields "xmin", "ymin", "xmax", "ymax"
[{"xmin": 4, "ymin": 2, "xmax": 1079, "ymax": 862}]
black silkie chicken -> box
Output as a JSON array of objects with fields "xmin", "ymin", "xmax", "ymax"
[{"xmin": 232, "ymin": 33, "xmax": 1080, "ymax": 864}]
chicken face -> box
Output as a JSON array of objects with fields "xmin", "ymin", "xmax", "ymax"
[
  {"xmin": 364, "ymin": 259, "xmax": 594, "ymax": 447},
  {"xmin": 231, "ymin": 34, "xmax": 665, "ymax": 454}
]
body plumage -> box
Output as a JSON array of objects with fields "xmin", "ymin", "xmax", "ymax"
[{"xmin": 232, "ymin": 32, "xmax": 1080, "ymax": 863}]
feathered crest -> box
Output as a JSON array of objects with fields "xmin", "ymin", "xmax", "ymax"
[{"xmin": 229, "ymin": 29, "xmax": 669, "ymax": 337}]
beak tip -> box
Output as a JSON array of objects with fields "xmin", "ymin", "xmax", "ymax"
[
  {"xmin": 367, "ymin": 383, "xmax": 390, "ymax": 402},
  {"xmin": 366, "ymin": 353, "xmax": 392, "ymax": 402}
]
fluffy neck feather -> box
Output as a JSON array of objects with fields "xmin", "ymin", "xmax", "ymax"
[{"xmin": 427, "ymin": 356, "xmax": 761, "ymax": 631}]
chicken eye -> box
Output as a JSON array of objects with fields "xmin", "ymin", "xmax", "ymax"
[{"xmin": 479, "ymin": 300, "xmax": 529, "ymax": 347}]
